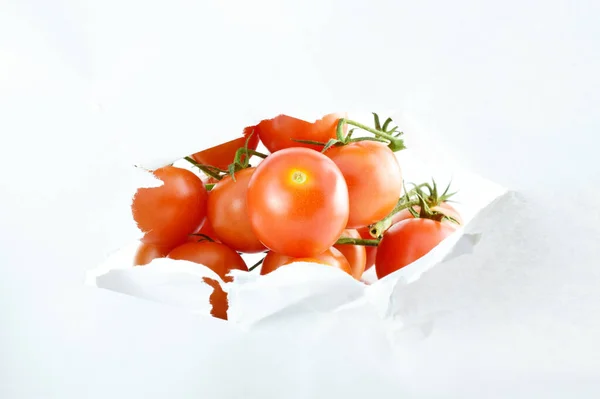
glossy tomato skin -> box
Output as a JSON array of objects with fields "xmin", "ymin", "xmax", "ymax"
[
  {"xmin": 358, "ymin": 202, "xmax": 462, "ymax": 270},
  {"xmin": 375, "ymin": 218, "xmax": 457, "ymax": 279},
  {"xmin": 190, "ymin": 126, "xmax": 259, "ymax": 170},
  {"xmin": 325, "ymin": 141, "xmax": 402, "ymax": 229},
  {"xmin": 207, "ymin": 168, "xmax": 265, "ymax": 253},
  {"xmin": 133, "ymin": 242, "xmax": 172, "ymax": 266},
  {"xmin": 255, "ymin": 113, "xmax": 346, "ymax": 153},
  {"xmin": 247, "ymin": 147, "xmax": 349, "ymax": 258},
  {"xmin": 167, "ymin": 241, "xmax": 248, "ymax": 282},
  {"xmin": 333, "ymin": 229, "xmax": 367, "ymax": 280},
  {"xmin": 261, "ymin": 247, "xmax": 352, "ymax": 276},
  {"xmin": 132, "ymin": 166, "xmax": 208, "ymax": 248},
  {"xmin": 260, "ymin": 251, "xmax": 294, "ymax": 275}
]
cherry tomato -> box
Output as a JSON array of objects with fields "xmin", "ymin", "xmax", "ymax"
[
  {"xmin": 202, "ymin": 277, "xmax": 229, "ymax": 320},
  {"xmin": 167, "ymin": 241, "xmax": 248, "ymax": 282},
  {"xmin": 190, "ymin": 126, "xmax": 259, "ymax": 170},
  {"xmin": 133, "ymin": 242, "xmax": 172, "ymax": 266},
  {"xmin": 207, "ymin": 168, "xmax": 265, "ymax": 253},
  {"xmin": 261, "ymin": 247, "xmax": 352, "ymax": 276},
  {"xmin": 260, "ymin": 251, "xmax": 294, "ymax": 275},
  {"xmin": 247, "ymin": 147, "xmax": 349, "ymax": 257},
  {"xmin": 325, "ymin": 141, "xmax": 402, "ymax": 228},
  {"xmin": 132, "ymin": 166, "xmax": 208, "ymax": 248},
  {"xmin": 375, "ymin": 218, "xmax": 457, "ymax": 279},
  {"xmin": 358, "ymin": 201, "xmax": 462, "ymax": 271},
  {"xmin": 333, "ymin": 229, "xmax": 366, "ymax": 280},
  {"xmin": 255, "ymin": 113, "xmax": 346, "ymax": 153}
]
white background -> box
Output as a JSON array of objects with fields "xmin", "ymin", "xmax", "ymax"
[{"xmin": 1, "ymin": 0, "xmax": 600, "ymax": 398}]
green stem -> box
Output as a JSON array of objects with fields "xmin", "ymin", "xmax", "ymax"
[
  {"xmin": 335, "ymin": 237, "xmax": 380, "ymax": 247},
  {"xmin": 369, "ymin": 198, "xmax": 421, "ymax": 238},
  {"xmin": 184, "ymin": 157, "xmax": 223, "ymax": 180},
  {"xmin": 248, "ymin": 257, "xmax": 265, "ymax": 272},
  {"xmin": 336, "ymin": 118, "xmax": 406, "ymax": 152}
]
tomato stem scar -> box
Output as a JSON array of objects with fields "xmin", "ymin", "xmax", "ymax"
[{"xmin": 291, "ymin": 170, "xmax": 307, "ymax": 184}]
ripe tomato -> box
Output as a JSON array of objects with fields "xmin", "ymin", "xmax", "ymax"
[
  {"xmin": 325, "ymin": 141, "xmax": 402, "ymax": 228},
  {"xmin": 202, "ymin": 277, "xmax": 229, "ymax": 320},
  {"xmin": 167, "ymin": 241, "xmax": 248, "ymax": 282},
  {"xmin": 261, "ymin": 247, "xmax": 352, "ymax": 276},
  {"xmin": 133, "ymin": 242, "xmax": 172, "ymax": 266},
  {"xmin": 132, "ymin": 166, "xmax": 208, "ymax": 248},
  {"xmin": 359, "ymin": 201, "xmax": 462, "ymax": 271},
  {"xmin": 190, "ymin": 126, "xmax": 259, "ymax": 170},
  {"xmin": 247, "ymin": 147, "xmax": 349, "ymax": 257},
  {"xmin": 255, "ymin": 113, "xmax": 346, "ymax": 153},
  {"xmin": 207, "ymin": 167, "xmax": 265, "ymax": 253},
  {"xmin": 333, "ymin": 229, "xmax": 366, "ymax": 280},
  {"xmin": 375, "ymin": 218, "xmax": 457, "ymax": 279}
]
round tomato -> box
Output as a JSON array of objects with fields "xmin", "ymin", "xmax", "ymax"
[
  {"xmin": 325, "ymin": 141, "xmax": 402, "ymax": 228},
  {"xmin": 207, "ymin": 167, "xmax": 265, "ymax": 253},
  {"xmin": 190, "ymin": 126, "xmax": 259, "ymax": 170},
  {"xmin": 359, "ymin": 201, "xmax": 462, "ymax": 271},
  {"xmin": 247, "ymin": 147, "xmax": 349, "ymax": 257},
  {"xmin": 333, "ymin": 229, "xmax": 366, "ymax": 280},
  {"xmin": 132, "ymin": 166, "xmax": 208, "ymax": 248},
  {"xmin": 255, "ymin": 113, "xmax": 346, "ymax": 153},
  {"xmin": 133, "ymin": 242, "xmax": 171, "ymax": 266},
  {"xmin": 375, "ymin": 218, "xmax": 457, "ymax": 279},
  {"xmin": 261, "ymin": 247, "xmax": 352, "ymax": 276},
  {"xmin": 167, "ymin": 241, "xmax": 248, "ymax": 282}
]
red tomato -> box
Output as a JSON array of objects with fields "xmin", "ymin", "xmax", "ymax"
[
  {"xmin": 333, "ymin": 229, "xmax": 367, "ymax": 280},
  {"xmin": 247, "ymin": 147, "xmax": 349, "ymax": 257},
  {"xmin": 359, "ymin": 201, "xmax": 462, "ymax": 271},
  {"xmin": 325, "ymin": 141, "xmax": 402, "ymax": 228},
  {"xmin": 190, "ymin": 126, "xmax": 259, "ymax": 170},
  {"xmin": 255, "ymin": 113, "xmax": 346, "ymax": 153},
  {"xmin": 260, "ymin": 251, "xmax": 294, "ymax": 275},
  {"xmin": 375, "ymin": 218, "xmax": 457, "ymax": 279},
  {"xmin": 132, "ymin": 166, "xmax": 208, "ymax": 248},
  {"xmin": 133, "ymin": 242, "xmax": 172, "ymax": 266},
  {"xmin": 167, "ymin": 241, "xmax": 248, "ymax": 282},
  {"xmin": 207, "ymin": 168, "xmax": 265, "ymax": 253},
  {"xmin": 261, "ymin": 248, "xmax": 352, "ymax": 276},
  {"xmin": 202, "ymin": 277, "xmax": 229, "ymax": 320}
]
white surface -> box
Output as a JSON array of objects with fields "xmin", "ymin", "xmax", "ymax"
[{"xmin": 2, "ymin": 1, "xmax": 600, "ymax": 398}]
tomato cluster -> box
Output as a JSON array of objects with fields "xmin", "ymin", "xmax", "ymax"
[{"xmin": 130, "ymin": 113, "xmax": 463, "ymax": 320}]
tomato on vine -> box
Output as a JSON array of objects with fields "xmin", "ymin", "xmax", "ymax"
[
  {"xmin": 375, "ymin": 218, "xmax": 457, "ymax": 279},
  {"xmin": 247, "ymin": 147, "xmax": 349, "ymax": 258},
  {"xmin": 325, "ymin": 140, "xmax": 403, "ymax": 228},
  {"xmin": 133, "ymin": 242, "xmax": 171, "ymax": 266},
  {"xmin": 132, "ymin": 166, "xmax": 208, "ymax": 248},
  {"xmin": 333, "ymin": 229, "xmax": 367, "ymax": 279},
  {"xmin": 254, "ymin": 113, "xmax": 346, "ymax": 153},
  {"xmin": 260, "ymin": 248, "xmax": 352, "ymax": 276},
  {"xmin": 207, "ymin": 167, "xmax": 266, "ymax": 253},
  {"xmin": 167, "ymin": 241, "xmax": 248, "ymax": 281},
  {"xmin": 190, "ymin": 126, "xmax": 259, "ymax": 170}
]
